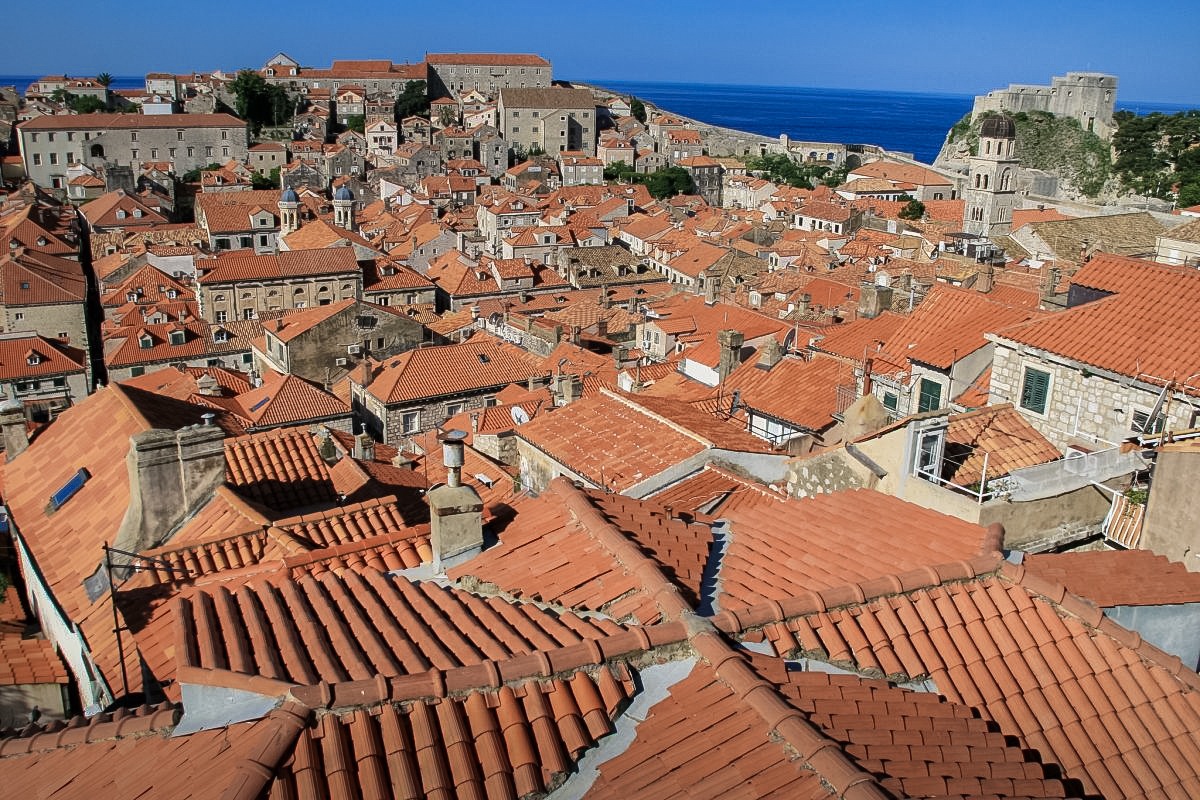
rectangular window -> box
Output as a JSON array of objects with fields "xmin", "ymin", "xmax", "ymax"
[
  {"xmin": 151, "ymin": 148, "xmax": 159, "ymax": 159},
  {"xmin": 917, "ymin": 378, "xmax": 942, "ymax": 413},
  {"xmin": 48, "ymin": 152, "xmax": 58, "ymax": 165},
  {"xmin": 1019, "ymin": 366, "xmax": 1050, "ymax": 415},
  {"xmin": 402, "ymin": 410, "xmax": 420, "ymax": 433},
  {"xmin": 1132, "ymin": 410, "xmax": 1165, "ymax": 435},
  {"xmin": 215, "ymin": 310, "xmax": 228, "ymax": 322},
  {"xmin": 177, "ymin": 130, "xmax": 184, "ymax": 140},
  {"xmin": 131, "ymin": 149, "xmax": 138, "ymax": 159},
  {"xmin": 882, "ymin": 392, "xmax": 898, "ymax": 413},
  {"xmin": 130, "ymin": 366, "xmax": 145, "ymax": 377},
  {"xmin": 221, "ymin": 130, "xmax": 229, "ymax": 140},
  {"xmin": 187, "ymin": 146, "xmax": 194, "ymax": 157},
  {"xmin": 131, "ymin": 131, "xmax": 138, "ymax": 142},
  {"xmin": 32, "ymin": 153, "xmax": 41, "ymax": 166}
]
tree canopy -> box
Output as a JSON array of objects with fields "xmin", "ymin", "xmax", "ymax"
[
  {"xmin": 228, "ymin": 70, "xmax": 293, "ymax": 132},
  {"xmin": 630, "ymin": 96, "xmax": 647, "ymax": 124},
  {"xmin": 50, "ymin": 89, "xmax": 106, "ymax": 114},
  {"xmin": 393, "ymin": 80, "xmax": 429, "ymax": 120},
  {"xmin": 898, "ymin": 199, "xmax": 925, "ymax": 220}
]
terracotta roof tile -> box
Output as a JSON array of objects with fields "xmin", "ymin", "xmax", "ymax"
[
  {"xmin": 715, "ymin": 488, "xmax": 994, "ymax": 610},
  {"xmin": 1023, "ymin": 549, "xmax": 1200, "ymax": 608},
  {"xmin": 365, "ymin": 331, "xmax": 544, "ymax": 406},
  {"xmin": 198, "ymin": 248, "xmax": 359, "ymax": 284},
  {"xmin": 0, "ymin": 248, "xmax": 87, "ymax": 306},
  {"xmin": 993, "ymin": 253, "xmax": 1200, "ymax": 388},
  {"xmin": 736, "ymin": 559, "xmax": 1200, "ymax": 799},
  {"xmin": 942, "ymin": 403, "xmax": 1060, "ymax": 485},
  {"xmin": 719, "ymin": 353, "xmax": 856, "ymax": 432},
  {"xmin": 174, "ymin": 565, "xmax": 627, "ymax": 686}
]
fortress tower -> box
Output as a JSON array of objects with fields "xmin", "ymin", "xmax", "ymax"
[{"xmin": 962, "ymin": 115, "xmax": 1018, "ymax": 238}]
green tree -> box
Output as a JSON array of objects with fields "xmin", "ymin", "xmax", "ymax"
[
  {"xmin": 251, "ymin": 167, "xmax": 281, "ymax": 190},
  {"xmin": 346, "ymin": 115, "xmax": 365, "ymax": 134},
  {"xmin": 182, "ymin": 162, "xmax": 222, "ymax": 183},
  {"xmin": 228, "ymin": 70, "xmax": 292, "ymax": 132},
  {"xmin": 437, "ymin": 104, "xmax": 458, "ymax": 128},
  {"xmin": 898, "ymin": 199, "xmax": 926, "ymax": 220},
  {"xmin": 642, "ymin": 166, "xmax": 694, "ymax": 199},
  {"xmin": 96, "ymin": 72, "xmax": 113, "ymax": 87},
  {"xmin": 604, "ymin": 160, "xmax": 638, "ymax": 182},
  {"xmin": 393, "ymin": 80, "xmax": 429, "ymax": 120},
  {"xmin": 629, "ymin": 96, "xmax": 647, "ymax": 124}
]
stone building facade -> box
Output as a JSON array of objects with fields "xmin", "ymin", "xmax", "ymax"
[
  {"xmin": 197, "ymin": 249, "xmax": 363, "ymax": 323},
  {"xmin": 254, "ymin": 299, "xmax": 423, "ymax": 387},
  {"xmin": 426, "ymin": 54, "xmax": 551, "ymax": 101},
  {"xmin": 498, "ymin": 87, "xmax": 597, "ymax": 157},
  {"xmin": 987, "ymin": 339, "xmax": 1194, "ymax": 451},
  {"xmin": 971, "ymin": 72, "xmax": 1118, "ymax": 139},
  {"xmin": 18, "ymin": 113, "xmax": 248, "ymax": 190}
]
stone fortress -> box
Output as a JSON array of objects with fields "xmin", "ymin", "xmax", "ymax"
[{"xmin": 971, "ymin": 72, "xmax": 1118, "ymax": 139}]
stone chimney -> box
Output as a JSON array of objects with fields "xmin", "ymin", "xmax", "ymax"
[
  {"xmin": 857, "ymin": 283, "xmax": 893, "ymax": 319},
  {"xmin": 0, "ymin": 400, "xmax": 29, "ymax": 459},
  {"xmin": 757, "ymin": 337, "xmax": 783, "ymax": 369},
  {"xmin": 553, "ymin": 373, "xmax": 584, "ymax": 406},
  {"xmin": 195, "ymin": 373, "xmax": 221, "ymax": 397},
  {"xmin": 976, "ymin": 262, "xmax": 994, "ymax": 294},
  {"xmin": 428, "ymin": 430, "xmax": 484, "ymax": 571},
  {"xmin": 717, "ymin": 329, "xmax": 745, "ymax": 384},
  {"xmin": 115, "ymin": 424, "xmax": 226, "ymax": 554},
  {"xmin": 703, "ymin": 274, "xmax": 719, "ymax": 305},
  {"xmin": 1042, "ymin": 266, "xmax": 1061, "ymax": 301},
  {"xmin": 797, "ymin": 292, "xmax": 812, "ymax": 317},
  {"xmin": 353, "ymin": 428, "xmax": 375, "ymax": 461}
]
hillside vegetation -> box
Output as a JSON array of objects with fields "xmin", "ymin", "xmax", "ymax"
[
  {"xmin": 947, "ymin": 108, "xmax": 1200, "ymax": 204},
  {"xmin": 948, "ymin": 110, "xmax": 1111, "ymax": 197}
]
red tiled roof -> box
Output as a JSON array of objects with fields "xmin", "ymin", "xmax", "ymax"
[
  {"xmin": 720, "ymin": 353, "xmax": 855, "ymax": 431},
  {"xmin": 884, "ymin": 283, "xmax": 1042, "ymax": 369},
  {"xmin": 18, "ymin": 113, "xmax": 245, "ymax": 130},
  {"xmin": 365, "ymin": 332, "xmax": 544, "ymax": 406},
  {"xmin": 194, "ymin": 190, "xmax": 282, "ymax": 234},
  {"xmin": 954, "ymin": 364, "xmax": 991, "ymax": 408},
  {"xmin": 427, "ymin": 52, "xmax": 550, "ymax": 66},
  {"xmin": 0, "ymin": 248, "xmax": 87, "ymax": 305},
  {"xmin": 224, "ymin": 426, "xmax": 338, "ymax": 511},
  {"xmin": 235, "ymin": 372, "xmax": 349, "ymax": 428},
  {"xmin": 0, "ymin": 333, "xmax": 85, "ymax": 380},
  {"xmin": 729, "ymin": 556, "xmax": 1200, "ymax": 800},
  {"xmin": 808, "ymin": 311, "xmax": 904, "ymax": 360},
  {"xmin": 993, "ymin": 253, "xmax": 1200, "ymax": 387},
  {"xmin": 944, "ymin": 403, "xmax": 1061, "ymax": 485},
  {"xmin": 197, "ymin": 248, "xmax": 359, "ymax": 284},
  {"xmin": 517, "ymin": 388, "xmax": 769, "ymax": 492},
  {"xmin": 174, "ymin": 560, "xmax": 628, "ymax": 686},
  {"xmin": 1023, "ymin": 549, "xmax": 1200, "ymax": 608},
  {"xmin": 715, "ymin": 488, "xmax": 994, "ymax": 610}
]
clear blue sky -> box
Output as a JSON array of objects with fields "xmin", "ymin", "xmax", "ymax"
[{"xmin": 3, "ymin": 0, "xmax": 1197, "ymax": 104}]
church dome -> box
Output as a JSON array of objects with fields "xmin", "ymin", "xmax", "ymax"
[
  {"xmin": 279, "ymin": 186, "xmax": 299, "ymax": 204},
  {"xmin": 333, "ymin": 185, "xmax": 354, "ymax": 202},
  {"xmin": 980, "ymin": 115, "xmax": 1017, "ymax": 139}
]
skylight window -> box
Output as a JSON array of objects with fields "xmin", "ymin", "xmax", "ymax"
[{"xmin": 49, "ymin": 468, "xmax": 90, "ymax": 512}]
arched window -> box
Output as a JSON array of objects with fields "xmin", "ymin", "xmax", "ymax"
[
  {"xmin": 974, "ymin": 174, "xmax": 981, "ymax": 189},
  {"xmin": 90, "ymin": 144, "xmax": 104, "ymax": 158},
  {"xmin": 1000, "ymin": 169, "xmax": 1012, "ymax": 191},
  {"xmin": 982, "ymin": 174, "xmax": 989, "ymax": 190}
]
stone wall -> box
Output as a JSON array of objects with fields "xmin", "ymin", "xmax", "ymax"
[
  {"xmin": 990, "ymin": 341, "xmax": 1194, "ymax": 450},
  {"xmin": 787, "ymin": 450, "xmax": 866, "ymax": 498}
]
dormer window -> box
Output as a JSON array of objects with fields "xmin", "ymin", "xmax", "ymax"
[
  {"xmin": 166, "ymin": 289, "xmax": 178, "ymax": 299},
  {"xmin": 138, "ymin": 334, "xmax": 154, "ymax": 349},
  {"xmin": 213, "ymin": 328, "xmax": 230, "ymax": 343},
  {"xmin": 168, "ymin": 330, "xmax": 186, "ymax": 346},
  {"xmin": 26, "ymin": 352, "xmax": 42, "ymax": 366},
  {"xmin": 116, "ymin": 209, "xmax": 127, "ymax": 219},
  {"xmin": 133, "ymin": 209, "xmax": 143, "ymax": 218},
  {"xmin": 36, "ymin": 237, "xmax": 47, "ymax": 246}
]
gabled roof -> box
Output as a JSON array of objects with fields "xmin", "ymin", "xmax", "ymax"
[
  {"xmin": 943, "ymin": 403, "xmax": 1061, "ymax": 485},
  {"xmin": 721, "ymin": 353, "xmax": 855, "ymax": 431},
  {"xmin": 883, "ymin": 283, "xmax": 1041, "ymax": 369},
  {"xmin": 194, "ymin": 190, "xmax": 282, "ymax": 234},
  {"xmin": 364, "ymin": 332, "xmax": 544, "ymax": 406},
  {"xmin": 516, "ymin": 387, "xmax": 770, "ymax": 492},
  {"xmin": 0, "ymin": 332, "xmax": 85, "ymax": 380},
  {"xmin": 235, "ymin": 372, "xmax": 349, "ymax": 427},
  {"xmin": 1023, "ymin": 549, "xmax": 1200, "ymax": 608},
  {"xmin": 992, "ymin": 253, "xmax": 1200, "ymax": 387},
  {"xmin": 0, "ymin": 248, "xmax": 87, "ymax": 306},
  {"xmin": 197, "ymin": 248, "xmax": 359, "ymax": 284}
]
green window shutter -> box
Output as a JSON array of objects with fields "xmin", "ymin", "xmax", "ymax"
[
  {"xmin": 917, "ymin": 378, "xmax": 942, "ymax": 413},
  {"xmin": 1020, "ymin": 368, "xmax": 1050, "ymax": 415}
]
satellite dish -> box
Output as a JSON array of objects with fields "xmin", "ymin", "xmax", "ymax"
[{"xmin": 510, "ymin": 405, "xmax": 530, "ymax": 425}]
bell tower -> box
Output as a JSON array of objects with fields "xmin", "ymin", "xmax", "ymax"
[{"xmin": 962, "ymin": 115, "xmax": 1018, "ymax": 237}]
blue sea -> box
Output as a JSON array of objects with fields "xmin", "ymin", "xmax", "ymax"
[
  {"xmin": 590, "ymin": 79, "xmax": 1197, "ymax": 164},
  {"xmin": 2, "ymin": 74, "xmax": 1194, "ymax": 166}
]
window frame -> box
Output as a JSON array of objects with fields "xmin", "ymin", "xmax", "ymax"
[{"xmin": 1018, "ymin": 365, "xmax": 1052, "ymax": 417}]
